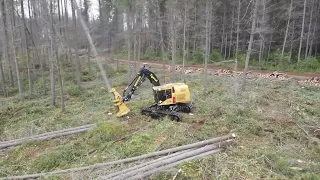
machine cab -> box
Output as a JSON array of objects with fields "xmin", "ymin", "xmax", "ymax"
[{"xmin": 153, "ymin": 83, "xmax": 191, "ymax": 105}]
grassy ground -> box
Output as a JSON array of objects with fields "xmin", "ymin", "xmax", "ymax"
[{"xmin": 0, "ymin": 61, "xmax": 319, "ymax": 179}]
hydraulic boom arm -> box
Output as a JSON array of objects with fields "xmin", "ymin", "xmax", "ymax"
[{"xmin": 123, "ymin": 65, "xmax": 160, "ymax": 102}]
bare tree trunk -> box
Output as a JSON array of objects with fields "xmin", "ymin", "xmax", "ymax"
[
  {"xmin": 1, "ymin": 0, "xmax": 14, "ymax": 87},
  {"xmin": 241, "ymin": 0, "xmax": 258, "ymax": 91},
  {"xmin": 289, "ymin": 19, "xmax": 295, "ymax": 61},
  {"xmin": 170, "ymin": 1, "xmax": 177, "ymax": 73},
  {"xmin": 49, "ymin": 3, "xmax": 65, "ymax": 112},
  {"xmin": 31, "ymin": 0, "xmax": 43, "ymax": 88},
  {"xmin": 308, "ymin": 15, "xmax": 318, "ymax": 57},
  {"xmin": 297, "ymin": 0, "xmax": 307, "ymax": 62},
  {"xmin": 308, "ymin": 23, "xmax": 316, "ymax": 57},
  {"xmin": 192, "ymin": 5, "xmax": 197, "ymax": 60},
  {"xmin": 133, "ymin": 28, "xmax": 137, "ymax": 73},
  {"xmin": 221, "ymin": 3, "xmax": 226, "ymax": 54},
  {"xmin": 71, "ymin": 0, "xmax": 81, "ymax": 88},
  {"xmin": 305, "ymin": 0, "xmax": 315, "ymax": 59},
  {"xmin": 228, "ymin": 4, "xmax": 235, "ymax": 59},
  {"xmin": 204, "ymin": 0, "xmax": 211, "ymax": 92},
  {"xmin": 259, "ymin": 0, "xmax": 266, "ymax": 63},
  {"xmin": 235, "ymin": 0, "xmax": 241, "ymax": 70},
  {"xmin": 126, "ymin": 6, "xmax": 133, "ymax": 80},
  {"xmin": 46, "ymin": 0, "xmax": 56, "ymax": 106},
  {"xmin": 157, "ymin": 1, "xmax": 166, "ymax": 78},
  {"xmin": 0, "ymin": 54, "xmax": 7, "ymax": 97},
  {"xmin": 21, "ymin": 0, "xmax": 33, "ymax": 95},
  {"xmin": 224, "ymin": 34, "xmax": 227, "ymax": 60},
  {"xmin": 280, "ymin": 0, "xmax": 293, "ymax": 62},
  {"xmin": 137, "ymin": 29, "xmax": 141, "ymax": 69},
  {"xmin": 267, "ymin": 34, "xmax": 273, "ymax": 61},
  {"xmin": 40, "ymin": 48, "xmax": 46, "ymax": 95},
  {"xmin": 182, "ymin": 0, "xmax": 188, "ymax": 82},
  {"xmin": 5, "ymin": 0, "xmax": 22, "ymax": 98},
  {"xmin": 27, "ymin": 0, "xmax": 37, "ymax": 80}
]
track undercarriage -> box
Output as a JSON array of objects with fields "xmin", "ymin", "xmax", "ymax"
[{"xmin": 141, "ymin": 103, "xmax": 193, "ymax": 121}]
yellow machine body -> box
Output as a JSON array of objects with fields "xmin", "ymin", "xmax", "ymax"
[{"xmin": 152, "ymin": 83, "xmax": 191, "ymax": 106}]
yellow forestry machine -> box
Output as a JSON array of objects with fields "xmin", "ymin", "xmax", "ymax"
[{"xmin": 110, "ymin": 64, "xmax": 193, "ymax": 121}]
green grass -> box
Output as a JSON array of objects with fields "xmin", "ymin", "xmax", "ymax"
[{"xmin": 0, "ymin": 61, "xmax": 319, "ymax": 179}]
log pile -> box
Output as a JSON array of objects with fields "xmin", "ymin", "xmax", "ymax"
[
  {"xmin": 0, "ymin": 124, "xmax": 95, "ymax": 149},
  {"xmin": 3, "ymin": 134, "xmax": 236, "ymax": 180},
  {"xmin": 299, "ymin": 76, "xmax": 320, "ymax": 86},
  {"xmin": 100, "ymin": 133, "xmax": 236, "ymax": 180}
]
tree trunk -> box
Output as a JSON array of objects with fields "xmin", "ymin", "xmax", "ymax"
[
  {"xmin": 47, "ymin": 0, "xmax": 56, "ymax": 106},
  {"xmin": 133, "ymin": 29, "xmax": 137, "ymax": 73},
  {"xmin": 241, "ymin": 0, "xmax": 258, "ymax": 91},
  {"xmin": 204, "ymin": 0, "xmax": 211, "ymax": 92},
  {"xmin": 0, "ymin": 55, "xmax": 7, "ymax": 97},
  {"xmin": 126, "ymin": 7, "xmax": 133, "ymax": 80},
  {"xmin": 31, "ymin": 0, "xmax": 43, "ymax": 89},
  {"xmin": 157, "ymin": 1, "xmax": 166, "ymax": 78},
  {"xmin": 49, "ymin": 6, "xmax": 65, "ymax": 112},
  {"xmin": 1, "ymin": 0, "xmax": 14, "ymax": 87},
  {"xmin": 221, "ymin": 3, "xmax": 226, "ymax": 54},
  {"xmin": 182, "ymin": 0, "xmax": 188, "ymax": 82},
  {"xmin": 21, "ymin": 0, "xmax": 33, "ymax": 95},
  {"xmin": 289, "ymin": 19, "xmax": 295, "ymax": 61},
  {"xmin": 235, "ymin": 0, "xmax": 241, "ymax": 70},
  {"xmin": 40, "ymin": 47, "xmax": 46, "ymax": 95},
  {"xmin": 5, "ymin": 0, "xmax": 22, "ymax": 98},
  {"xmin": 137, "ymin": 30, "xmax": 141, "ymax": 70},
  {"xmin": 259, "ymin": 0, "xmax": 266, "ymax": 63},
  {"xmin": 98, "ymin": 0, "xmax": 103, "ymax": 25},
  {"xmin": 224, "ymin": 34, "xmax": 227, "ymax": 60},
  {"xmin": 308, "ymin": 22, "xmax": 316, "ymax": 57},
  {"xmin": 170, "ymin": 1, "xmax": 177, "ymax": 73},
  {"xmin": 228, "ymin": 4, "xmax": 235, "ymax": 59},
  {"xmin": 308, "ymin": 13, "xmax": 318, "ymax": 57},
  {"xmin": 305, "ymin": 0, "xmax": 315, "ymax": 59},
  {"xmin": 267, "ymin": 34, "xmax": 273, "ymax": 61},
  {"xmin": 297, "ymin": 0, "xmax": 307, "ymax": 62},
  {"xmin": 71, "ymin": 0, "xmax": 81, "ymax": 88},
  {"xmin": 280, "ymin": 0, "xmax": 293, "ymax": 62}
]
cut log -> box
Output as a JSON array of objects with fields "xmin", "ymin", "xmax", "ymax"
[
  {"xmin": 130, "ymin": 148, "xmax": 224, "ymax": 180},
  {"xmin": 0, "ymin": 127, "xmax": 92, "ymax": 149},
  {"xmin": 103, "ymin": 149, "xmax": 195, "ymax": 179},
  {"xmin": 109, "ymin": 140, "xmax": 233, "ymax": 180},
  {"xmin": 4, "ymin": 134, "xmax": 235, "ymax": 179},
  {"xmin": 0, "ymin": 124, "xmax": 95, "ymax": 145}
]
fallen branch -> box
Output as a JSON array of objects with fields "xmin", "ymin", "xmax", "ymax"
[
  {"xmin": 3, "ymin": 134, "xmax": 235, "ymax": 180},
  {"xmin": 172, "ymin": 169, "xmax": 181, "ymax": 180}
]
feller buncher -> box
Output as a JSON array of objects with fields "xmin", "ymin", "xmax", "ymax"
[{"xmin": 110, "ymin": 64, "xmax": 193, "ymax": 121}]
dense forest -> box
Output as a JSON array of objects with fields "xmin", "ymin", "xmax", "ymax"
[{"xmin": 0, "ymin": 0, "xmax": 319, "ymax": 99}]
